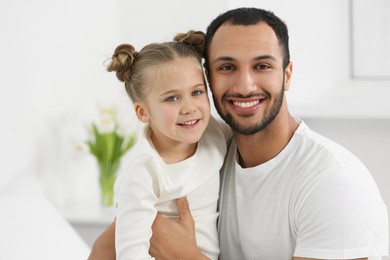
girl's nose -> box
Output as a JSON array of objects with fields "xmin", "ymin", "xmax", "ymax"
[{"xmin": 181, "ymin": 100, "xmax": 197, "ymax": 115}]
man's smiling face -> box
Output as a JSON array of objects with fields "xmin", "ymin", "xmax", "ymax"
[{"xmin": 207, "ymin": 22, "xmax": 292, "ymax": 135}]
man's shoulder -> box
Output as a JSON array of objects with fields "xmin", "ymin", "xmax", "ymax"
[{"xmin": 295, "ymin": 123, "xmax": 369, "ymax": 175}]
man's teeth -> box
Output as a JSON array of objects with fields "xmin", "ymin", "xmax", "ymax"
[
  {"xmin": 181, "ymin": 120, "xmax": 197, "ymax": 125},
  {"xmin": 233, "ymin": 100, "xmax": 260, "ymax": 108}
]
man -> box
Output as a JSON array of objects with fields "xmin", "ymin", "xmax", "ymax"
[{"xmin": 89, "ymin": 7, "xmax": 388, "ymax": 259}]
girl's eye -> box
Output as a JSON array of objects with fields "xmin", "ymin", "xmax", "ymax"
[
  {"xmin": 165, "ymin": 96, "xmax": 178, "ymax": 102},
  {"xmin": 192, "ymin": 90, "xmax": 204, "ymax": 96}
]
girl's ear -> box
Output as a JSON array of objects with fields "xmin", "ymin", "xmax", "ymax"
[{"xmin": 134, "ymin": 102, "xmax": 150, "ymax": 123}]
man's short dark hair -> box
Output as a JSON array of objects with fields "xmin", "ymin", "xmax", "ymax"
[{"xmin": 204, "ymin": 7, "xmax": 290, "ymax": 70}]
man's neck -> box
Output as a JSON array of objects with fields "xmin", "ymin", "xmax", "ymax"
[{"xmin": 234, "ymin": 112, "xmax": 299, "ymax": 168}]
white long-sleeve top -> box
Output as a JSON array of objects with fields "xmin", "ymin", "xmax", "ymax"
[{"xmin": 115, "ymin": 117, "xmax": 228, "ymax": 260}]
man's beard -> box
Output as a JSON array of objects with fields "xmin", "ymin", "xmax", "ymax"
[{"xmin": 213, "ymin": 84, "xmax": 284, "ymax": 136}]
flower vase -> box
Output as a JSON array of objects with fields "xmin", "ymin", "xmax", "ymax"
[{"xmin": 98, "ymin": 161, "xmax": 120, "ymax": 207}]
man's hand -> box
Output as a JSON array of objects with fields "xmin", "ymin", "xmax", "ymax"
[
  {"xmin": 88, "ymin": 221, "xmax": 116, "ymax": 260},
  {"xmin": 149, "ymin": 197, "xmax": 208, "ymax": 260}
]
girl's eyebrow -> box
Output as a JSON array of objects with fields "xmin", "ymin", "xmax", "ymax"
[
  {"xmin": 191, "ymin": 83, "xmax": 206, "ymax": 88},
  {"xmin": 159, "ymin": 89, "xmax": 178, "ymax": 97},
  {"xmin": 159, "ymin": 83, "xmax": 205, "ymax": 97}
]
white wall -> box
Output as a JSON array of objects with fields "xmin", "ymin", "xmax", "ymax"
[
  {"xmin": 0, "ymin": 0, "xmax": 229, "ymax": 202},
  {"xmin": 116, "ymin": 0, "xmax": 229, "ymax": 49},
  {"xmin": 1, "ymin": 0, "xmax": 389, "ymax": 256}
]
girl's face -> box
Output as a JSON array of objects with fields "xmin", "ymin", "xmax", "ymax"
[{"xmin": 135, "ymin": 57, "xmax": 210, "ymax": 150}]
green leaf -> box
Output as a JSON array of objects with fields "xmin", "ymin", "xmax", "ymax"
[
  {"xmin": 120, "ymin": 133, "xmax": 137, "ymax": 157},
  {"xmin": 86, "ymin": 111, "xmax": 137, "ymax": 167}
]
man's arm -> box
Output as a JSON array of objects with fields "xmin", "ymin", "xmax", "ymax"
[
  {"xmin": 88, "ymin": 221, "xmax": 116, "ymax": 260},
  {"xmin": 88, "ymin": 198, "xmax": 208, "ymax": 260},
  {"xmin": 149, "ymin": 198, "xmax": 209, "ymax": 260},
  {"xmin": 294, "ymin": 258, "xmax": 367, "ymax": 260}
]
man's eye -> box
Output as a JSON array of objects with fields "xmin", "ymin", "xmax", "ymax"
[
  {"xmin": 165, "ymin": 96, "xmax": 178, "ymax": 102},
  {"xmin": 255, "ymin": 64, "xmax": 270, "ymax": 70},
  {"xmin": 220, "ymin": 65, "xmax": 235, "ymax": 71},
  {"xmin": 192, "ymin": 90, "xmax": 203, "ymax": 96}
]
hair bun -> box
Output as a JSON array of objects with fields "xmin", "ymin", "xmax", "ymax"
[
  {"xmin": 106, "ymin": 44, "xmax": 137, "ymax": 82},
  {"xmin": 174, "ymin": 30, "xmax": 205, "ymax": 56}
]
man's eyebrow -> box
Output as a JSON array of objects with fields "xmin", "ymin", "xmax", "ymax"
[
  {"xmin": 212, "ymin": 56, "xmax": 235, "ymax": 64},
  {"xmin": 254, "ymin": 55, "xmax": 277, "ymax": 61},
  {"xmin": 212, "ymin": 55, "xmax": 277, "ymax": 64}
]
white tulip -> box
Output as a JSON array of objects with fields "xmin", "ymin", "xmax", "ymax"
[{"xmin": 96, "ymin": 112, "xmax": 116, "ymax": 134}]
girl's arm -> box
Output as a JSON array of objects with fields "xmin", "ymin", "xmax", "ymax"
[{"xmin": 115, "ymin": 158, "xmax": 160, "ymax": 259}]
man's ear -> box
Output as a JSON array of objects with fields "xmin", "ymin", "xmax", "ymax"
[
  {"xmin": 134, "ymin": 102, "xmax": 149, "ymax": 123},
  {"xmin": 283, "ymin": 61, "xmax": 293, "ymax": 91}
]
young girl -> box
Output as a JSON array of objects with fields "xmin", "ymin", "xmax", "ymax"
[{"xmin": 106, "ymin": 31, "xmax": 229, "ymax": 259}]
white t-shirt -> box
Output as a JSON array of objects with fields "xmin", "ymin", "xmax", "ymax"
[
  {"xmin": 115, "ymin": 117, "xmax": 228, "ymax": 259},
  {"xmin": 218, "ymin": 120, "xmax": 388, "ymax": 260}
]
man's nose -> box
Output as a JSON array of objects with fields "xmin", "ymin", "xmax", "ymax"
[{"xmin": 234, "ymin": 69, "xmax": 257, "ymax": 95}]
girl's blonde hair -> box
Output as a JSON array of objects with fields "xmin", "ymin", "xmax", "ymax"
[{"xmin": 106, "ymin": 30, "xmax": 205, "ymax": 103}]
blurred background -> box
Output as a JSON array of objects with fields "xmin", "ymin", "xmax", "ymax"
[{"xmin": 1, "ymin": 0, "xmax": 389, "ymax": 258}]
